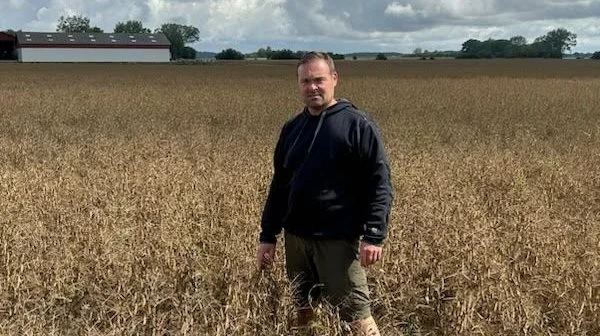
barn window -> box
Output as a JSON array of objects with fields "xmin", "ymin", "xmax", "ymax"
[
  {"xmin": 25, "ymin": 34, "xmax": 31, "ymax": 37},
  {"xmin": 69, "ymin": 38, "xmax": 75, "ymax": 42},
  {"xmin": 129, "ymin": 35, "xmax": 134, "ymax": 38},
  {"xmin": 46, "ymin": 34, "xmax": 52, "ymax": 37},
  {"xmin": 131, "ymin": 39, "xmax": 136, "ymax": 43},
  {"xmin": 111, "ymin": 39, "xmax": 117, "ymax": 43},
  {"xmin": 91, "ymin": 39, "xmax": 96, "ymax": 42},
  {"xmin": 48, "ymin": 38, "xmax": 54, "ymax": 41},
  {"xmin": 26, "ymin": 38, "xmax": 32, "ymax": 41},
  {"xmin": 151, "ymin": 40, "xmax": 157, "ymax": 43},
  {"xmin": 109, "ymin": 35, "xmax": 114, "ymax": 38},
  {"xmin": 68, "ymin": 34, "xmax": 73, "ymax": 37},
  {"xmin": 88, "ymin": 35, "xmax": 94, "ymax": 38},
  {"xmin": 149, "ymin": 35, "xmax": 154, "ymax": 38}
]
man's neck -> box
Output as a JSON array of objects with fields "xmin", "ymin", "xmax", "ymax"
[{"xmin": 307, "ymin": 99, "xmax": 337, "ymax": 116}]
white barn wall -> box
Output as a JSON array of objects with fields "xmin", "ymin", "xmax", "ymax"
[{"xmin": 18, "ymin": 48, "xmax": 170, "ymax": 63}]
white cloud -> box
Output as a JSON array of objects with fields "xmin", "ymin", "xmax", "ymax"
[
  {"xmin": 385, "ymin": 2, "xmax": 417, "ymax": 17},
  {"xmin": 203, "ymin": 0, "xmax": 289, "ymax": 40},
  {"xmin": 35, "ymin": 6, "xmax": 48, "ymax": 20},
  {"xmin": 9, "ymin": 0, "xmax": 27, "ymax": 9}
]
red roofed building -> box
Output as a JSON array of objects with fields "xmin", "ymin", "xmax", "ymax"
[{"xmin": 15, "ymin": 32, "xmax": 171, "ymax": 63}]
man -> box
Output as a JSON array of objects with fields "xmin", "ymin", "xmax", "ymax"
[{"xmin": 257, "ymin": 52, "xmax": 393, "ymax": 335}]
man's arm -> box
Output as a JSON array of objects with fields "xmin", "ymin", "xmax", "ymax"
[
  {"xmin": 357, "ymin": 119, "xmax": 393, "ymax": 246},
  {"xmin": 259, "ymin": 125, "xmax": 289, "ymax": 244}
]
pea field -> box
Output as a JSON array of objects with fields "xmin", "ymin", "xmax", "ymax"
[{"xmin": 0, "ymin": 59, "xmax": 599, "ymax": 335}]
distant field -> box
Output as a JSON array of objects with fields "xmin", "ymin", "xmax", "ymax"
[{"xmin": 0, "ymin": 60, "xmax": 599, "ymax": 335}]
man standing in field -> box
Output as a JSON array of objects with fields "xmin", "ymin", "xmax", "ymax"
[{"xmin": 257, "ymin": 52, "xmax": 393, "ymax": 335}]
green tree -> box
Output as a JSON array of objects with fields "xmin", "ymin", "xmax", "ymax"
[
  {"xmin": 461, "ymin": 39, "xmax": 481, "ymax": 54},
  {"xmin": 155, "ymin": 23, "xmax": 200, "ymax": 60},
  {"xmin": 459, "ymin": 29, "xmax": 577, "ymax": 59},
  {"xmin": 256, "ymin": 47, "xmax": 267, "ymax": 58},
  {"xmin": 266, "ymin": 46, "xmax": 273, "ymax": 59},
  {"xmin": 5, "ymin": 29, "xmax": 19, "ymax": 36},
  {"xmin": 270, "ymin": 49, "xmax": 298, "ymax": 59},
  {"xmin": 459, "ymin": 39, "xmax": 484, "ymax": 58},
  {"xmin": 534, "ymin": 28, "xmax": 577, "ymax": 57},
  {"xmin": 460, "ymin": 37, "xmax": 526, "ymax": 58},
  {"xmin": 591, "ymin": 51, "xmax": 600, "ymax": 60},
  {"xmin": 114, "ymin": 20, "xmax": 151, "ymax": 33},
  {"xmin": 215, "ymin": 48, "xmax": 245, "ymax": 60},
  {"xmin": 490, "ymin": 39, "xmax": 512, "ymax": 57},
  {"xmin": 327, "ymin": 52, "xmax": 345, "ymax": 60},
  {"xmin": 182, "ymin": 46, "xmax": 197, "ymax": 59},
  {"xmin": 510, "ymin": 35, "xmax": 527, "ymax": 46},
  {"xmin": 56, "ymin": 15, "xmax": 103, "ymax": 33},
  {"xmin": 254, "ymin": 47, "xmax": 275, "ymax": 59},
  {"xmin": 375, "ymin": 53, "xmax": 387, "ymax": 60}
]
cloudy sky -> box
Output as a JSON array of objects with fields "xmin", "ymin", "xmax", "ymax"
[{"xmin": 1, "ymin": 0, "xmax": 599, "ymax": 53}]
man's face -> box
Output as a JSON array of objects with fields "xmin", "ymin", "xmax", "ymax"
[{"xmin": 297, "ymin": 59, "xmax": 338, "ymax": 113}]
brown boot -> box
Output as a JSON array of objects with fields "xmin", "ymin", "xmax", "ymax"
[{"xmin": 348, "ymin": 316, "xmax": 381, "ymax": 336}]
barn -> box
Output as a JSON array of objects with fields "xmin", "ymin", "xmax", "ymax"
[{"xmin": 14, "ymin": 32, "xmax": 171, "ymax": 63}]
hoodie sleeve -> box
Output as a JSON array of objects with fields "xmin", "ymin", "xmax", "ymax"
[
  {"xmin": 357, "ymin": 119, "xmax": 393, "ymax": 246},
  {"xmin": 259, "ymin": 125, "xmax": 290, "ymax": 244}
]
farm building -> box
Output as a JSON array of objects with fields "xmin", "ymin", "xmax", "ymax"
[
  {"xmin": 0, "ymin": 32, "xmax": 16, "ymax": 60},
  {"xmin": 12, "ymin": 32, "xmax": 171, "ymax": 63}
]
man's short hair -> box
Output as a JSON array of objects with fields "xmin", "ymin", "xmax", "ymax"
[{"xmin": 297, "ymin": 51, "xmax": 336, "ymax": 74}]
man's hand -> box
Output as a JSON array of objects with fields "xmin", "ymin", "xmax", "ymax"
[
  {"xmin": 360, "ymin": 241, "xmax": 383, "ymax": 267},
  {"xmin": 257, "ymin": 243, "xmax": 276, "ymax": 270}
]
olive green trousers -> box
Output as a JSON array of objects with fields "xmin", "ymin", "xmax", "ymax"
[{"xmin": 284, "ymin": 231, "xmax": 372, "ymax": 322}]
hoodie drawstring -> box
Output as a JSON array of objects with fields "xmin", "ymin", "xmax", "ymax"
[{"xmin": 306, "ymin": 110, "xmax": 326, "ymax": 156}]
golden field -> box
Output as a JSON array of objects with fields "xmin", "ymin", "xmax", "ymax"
[{"xmin": 0, "ymin": 59, "xmax": 599, "ymax": 335}]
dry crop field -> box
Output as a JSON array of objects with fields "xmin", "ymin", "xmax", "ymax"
[{"xmin": 0, "ymin": 59, "xmax": 599, "ymax": 335}]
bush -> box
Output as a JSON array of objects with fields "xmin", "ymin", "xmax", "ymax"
[
  {"xmin": 270, "ymin": 49, "xmax": 299, "ymax": 60},
  {"xmin": 375, "ymin": 53, "xmax": 387, "ymax": 60},
  {"xmin": 171, "ymin": 59, "xmax": 216, "ymax": 65},
  {"xmin": 182, "ymin": 46, "xmax": 196, "ymax": 59},
  {"xmin": 215, "ymin": 48, "xmax": 245, "ymax": 60},
  {"xmin": 327, "ymin": 52, "xmax": 345, "ymax": 60},
  {"xmin": 592, "ymin": 52, "xmax": 600, "ymax": 60}
]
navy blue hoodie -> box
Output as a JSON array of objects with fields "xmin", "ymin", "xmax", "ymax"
[{"xmin": 259, "ymin": 99, "xmax": 393, "ymax": 245}]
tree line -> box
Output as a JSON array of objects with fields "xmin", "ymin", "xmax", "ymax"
[
  {"xmin": 5, "ymin": 20, "xmax": 598, "ymax": 61},
  {"xmin": 216, "ymin": 47, "xmax": 345, "ymax": 60},
  {"xmin": 458, "ymin": 28, "xmax": 578, "ymax": 59},
  {"xmin": 218, "ymin": 28, "xmax": 585, "ymax": 60}
]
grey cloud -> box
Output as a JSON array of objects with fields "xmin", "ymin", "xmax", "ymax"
[
  {"xmin": 522, "ymin": 1, "xmax": 600, "ymax": 21},
  {"xmin": 283, "ymin": 0, "xmax": 600, "ymax": 36}
]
